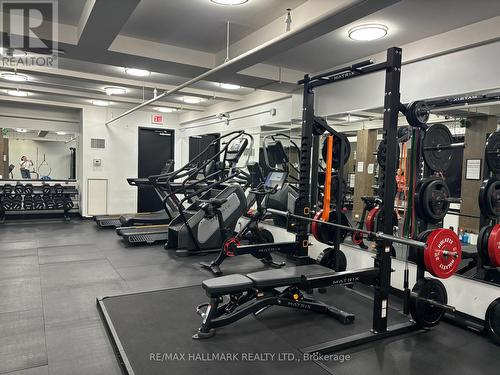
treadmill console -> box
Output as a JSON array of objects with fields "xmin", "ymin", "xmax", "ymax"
[
  {"xmin": 225, "ymin": 137, "xmax": 249, "ymax": 164},
  {"xmin": 264, "ymin": 171, "xmax": 288, "ymax": 190}
]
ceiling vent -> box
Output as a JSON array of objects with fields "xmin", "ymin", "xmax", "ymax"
[
  {"xmin": 91, "ymin": 138, "xmax": 105, "ymax": 149},
  {"xmin": 37, "ymin": 130, "xmax": 48, "ymax": 138}
]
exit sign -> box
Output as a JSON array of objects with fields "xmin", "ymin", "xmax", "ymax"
[{"xmin": 152, "ymin": 114, "xmax": 164, "ymax": 124}]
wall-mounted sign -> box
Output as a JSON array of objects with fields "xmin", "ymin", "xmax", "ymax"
[
  {"xmin": 152, "ymin": 114, "xmax": 164, "ymax": 125},
  {"xmin": 465, "ymin": 159, "xmax": 481, "ymax": 180}
]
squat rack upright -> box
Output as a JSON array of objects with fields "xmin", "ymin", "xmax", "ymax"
[{"xmin": 295, "ymin": 47, "xmax": 421, "ymax": 353}]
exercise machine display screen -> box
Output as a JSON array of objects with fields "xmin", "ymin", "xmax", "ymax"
[{"xmin": 264, "ymin": 171, "xmax": 288, "ymax": 190}]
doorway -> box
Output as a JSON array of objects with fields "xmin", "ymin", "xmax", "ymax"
[{"xmin": 138, "ymin": 128, "xmax": 175, "ymax": 212}]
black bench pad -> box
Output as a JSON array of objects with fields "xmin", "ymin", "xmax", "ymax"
[
  {"xmin": 247, "ymin": 264, "xmax": 334, "ymax": 289},
  {"xmin": 202, "ymin": 274, "xmax": 253, "ymax": 297}
]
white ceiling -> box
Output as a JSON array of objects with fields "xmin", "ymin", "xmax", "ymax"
[
  {"xmin": 120, "ymin": 0, "xmax": 307, "ymax": 53},
  {"xmin": 267, "ymin": 0, "xmax": 500, "ymax": 72}
]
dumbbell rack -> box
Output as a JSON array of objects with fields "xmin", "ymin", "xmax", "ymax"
[{"xmin": 0, "ymin": 180, "xmax": 79, "ymax": 223}]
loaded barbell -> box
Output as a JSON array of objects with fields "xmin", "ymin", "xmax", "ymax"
[{"xmin": 268, "ymin": 208, "xmax": 462, "ymax": 279}]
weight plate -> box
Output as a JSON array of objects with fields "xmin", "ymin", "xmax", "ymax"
[
  {"xmin": 487, "ymin": 224, "xmax": 500, "ymax": 267},
  {"xmin": 373, "ymin": 208, "xmax": 398, "ymax": 233},
  {"xmin": 410, "ymin": 278, "xmax": 447, "ymax": 328},
  {"xmin": 478, "ymin": 226, "xmax": 493, "ymax": 266},
  {"xmin": 351, "ymin": 231, "xmax": 364, "ymax": 246},
  {"xmin": 311, "ymin": 209, "xmax": 349, "ymax": 245},
  {"xmin": 406, "ymin": 101, "xmax": 430, "ymax": 128},
  {"xmin": 377, "ymin": 140, "xmax": 400, "ymax": 170},
  {"xmin": 321, "ymin": 134, "xmax": 351, "ymax": 169},
  {"xmin": 424, "ymin": 228, "xmax": 462, "ymax": 279},
  {"xmin": 485, "ymin": 298, "xmax": 500, "ymax": 345},
  {"xmin": 250, "ymin": 229, "xmax": 274, "ymax": 259},
  {"xmin": 485, "ymin": 130, "xmax": 500, "ymax": 174},
  {"xmin": 416, "ymin": 177, "xmax": 451, "ymax": 223},
  {"xmin": 365, "ymin": 207, "xmax": 379, "ymax": 232},
  {"xmin": 423, "ymin": 124, "xmax": 454, "ymax": 172},
  {"xmin": 411, "ymin": 230, "xmax": 432, "ymax": 269},
  {"xmin": 478, "ymin": 178, "xmax": 500, "ymax": 219},
  {"xmin": 317, "ymin": 248, "xmax": 347, "ymax": 272}
]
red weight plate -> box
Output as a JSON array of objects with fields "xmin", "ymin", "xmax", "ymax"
[
  {"xmin": 366, "ymin": 207, "xmax": 379, "ymax": 232},
  {"xmin": 487, "ymin": 224, "xmax": 500, "ymax": 267},
  {"xmin": 311, "ymin": 210, "xmax": 323, "ymax": 241},
  {"xmin": 352, "ymin": 231, "xmax": 364, "ymax": 245},
  {"xmin": 424, "ymin": 228, "xmax": 461, "ymax": 279}
]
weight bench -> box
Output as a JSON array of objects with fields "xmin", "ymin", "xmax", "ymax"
[{"xmin": 193, "ymin": 265, "xmax": 360, "ymax": 339}]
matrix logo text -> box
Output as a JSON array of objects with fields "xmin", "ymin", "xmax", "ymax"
[{"xmin": 1, "ymin": 0, "xmax": 58, "ymax": 67}]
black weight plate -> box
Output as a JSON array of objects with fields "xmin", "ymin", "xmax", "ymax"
[
  {"xmin": 479, "ymin": 178, "xmax": 500, "ymax": 219},
  {"xmin": 316, "ymin": 210, "xmax": 350, "ymax": 245},
  {"xmin": 423, "ymin": 124, "xmax": 453, "ymax": 172},
  {"xmin": 486, "ymin": 298, "xmax": 500, "ymax": 345},
  {"xmin": 406, "ymin": 101, "xmax": 430, "ymax": 128},
  {"xmin": 377, "ymin": 140, "xmax": 400, "ymax": 170},
  {"xmin": 373, "ymin": 208, "xmax": 398, "ymax": 233},
  {"xmin": 321, "ymin": 134, "xmax": 351, "ymax": 169},
  {"xmin": 250, "ymin": 229, "xmax": 275, "ymax": 259},
  {"xmin": 410, "ymin": 230, "xmax": 433, "ymax": 268},
  {"xmin": 317, "ymin": 248, "xmax": 347, "ymax": 272},
  {"xmin": 410, "ymin": 278, "xmax": 447, "ymax": 328},
  {"xmin": 417, "ymin": 177, "xmax": 451, "ymax": 223},
  {"xmin": 486, "ymin": 130, "xmax": 500, "ymax": 174},
  {"xmin": 477, "ymin": 226, "xmax": 493, "ymax": 266}
]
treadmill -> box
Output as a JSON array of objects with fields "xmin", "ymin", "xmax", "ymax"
[
  {"xmin": 94, "ymin": 161, "xmax": 174, "ymax": 228},
  {"xmin": 118, "ymin": 132, "xmax": 252, "ymax": 245}
]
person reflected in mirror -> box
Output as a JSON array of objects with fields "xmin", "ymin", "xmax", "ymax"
[
  {"xmin": 396, "ymin": 169, "xmax": 406, "ymax": 220},
  {"xmin": 20, "ymin": 156, "xmax": 33, "ymax": 179}
]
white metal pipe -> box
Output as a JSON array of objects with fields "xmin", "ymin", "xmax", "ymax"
[{"xmin": 105, "ymin": 0, "xmax": 399, "ymax": 125}]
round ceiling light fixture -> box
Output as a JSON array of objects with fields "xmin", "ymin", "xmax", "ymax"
[
  {"xmin": 155, "ymin": 107, "xmax": 177, "ymax": 113},
  {"xmin": 219, "ymin": 83, "xmax": 241, "ymax": 90},
  {"xmin": 182, "ymin": 96, "xmax": 205, "ymax": 104},
  {"xmin": 91, "ymin": 99, "xmax": 110, "ymax": 107},
  {"xmin": 348, "ymin": 24, "xmax": 388, "ymax": 41},
  {"xmin": 104, "ymin": 86, "xmax": 127, "ymax": 96},
  {"xmin": 16, "ymin": 128, "xmax": 28, "ymax": 133},
  {"xmin": 6, "ymin": 89, "xmax": 30, "ymax": 97},
  {"xmin": 1, "ymin": 71, "xmax": 28, "ymax": 82},
  {"xmin": 210, "ymin": 0, "xmax": 248, "ymax": 5},
  {"xmin": 125, "ymin": 68, "xmax": 151, "ymax": 77}
]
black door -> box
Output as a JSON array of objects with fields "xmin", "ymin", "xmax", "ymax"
[
  {"xmin": 138, "ymin": 128, "xmax": 174, "ymax": 212},
  {"xmin": 189, "ymin": 134, "xmax": 220, "ymax": 166}
]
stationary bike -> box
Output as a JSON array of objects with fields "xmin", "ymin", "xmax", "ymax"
[{"xmin": 200, "ymin": 163, "xmax": 291, "ymax": 276}]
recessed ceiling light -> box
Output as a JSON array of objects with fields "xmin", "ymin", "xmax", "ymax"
[
  {"xmin": 104, "ymin": 86, "xmax": 127, "ymax": 96},
  {"xmin": 16, "ymin": 128, "xmax": 27, "ymax": 133},
  {"xmin": 91, "ymin": 100, "xmax": 110, "ymax": 107},
  {"xmin": 219, "ymin": 83, "xmax": 241, "ymax": 90},
  {"xmin": 6, "ymin": 89, "xmax": 30, "ymax": 97},
  {"xmin": 125, "ymin": 68, "xmax": 151, "ymax": 77},
  {"xmin": 182, "ymin": 96, "xmax": 205, "ymax": 104},
  {"xmin": 210, "ymin": 0, "xmax": 248, "ymax": 5},
  {"xmin": 56, "ymin": 131, "xmax": 66, "ymax": 135},
  {"xmin": 0, "ymin": 72, "xmax": 28, "ymax": 82},
  {"xmin": 348, "ymin": 24, "xmax": 388, "ymax": 41},
  {"xmin": 155, "ymin": 107, "xmax": 176, "ymax": 113}
]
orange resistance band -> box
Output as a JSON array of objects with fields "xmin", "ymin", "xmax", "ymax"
[{"xmin": 322, "ymin": 135, "xmax": 334, "ymax": 221}]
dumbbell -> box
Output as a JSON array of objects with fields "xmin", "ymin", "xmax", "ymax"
[
  {"xmin": 23, "ymin": 196, "xmax": 34, "ymax": 210},
  {"xmin": 33, "ymin": 195, "xmax": 44, "ymax": 210},
  {"xmin": 3, "ymin": 184, "xmax": 12, "ymax": 195},
  {"xmin": 12, "ymin": 195, "xmax": 23, "ymax": 210},
  {"xmin": 53, "ymin": 184, "xmax": 64, "ymax": 195},
  {"xmin": 64, "ymin": 197, "xmax": 74, "ymax": 210},
  {"xmin": 43, "ymin": 194, "xmax": 55, "ymax": 209},
  {"xmin": 1, "ymin": 195, "xmax": 13, "ymax": 210},
  {"xmin": 14, "ymin": 183, "xmax": 25, "ymax": 195},
  {"xmin": 24, "ymin": 184, "xmax": 34, "ymax": 195},
  {"xmin": 42, "ymin": 184, "xmax": 52, "ymax": 195},
  {"xmin": 55, "ymin": 196, "xmax": 65, "ymax": 209}
]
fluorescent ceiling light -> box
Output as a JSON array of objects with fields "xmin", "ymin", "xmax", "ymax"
[
  {"xmin": 104, "ymin": 86, "xmax": 127, "ymax": 96},
  {"xmin": 348, "ymin": 24, "xmax": 388, "ymax": 41},
  {"xmin": 125, "ymin": 68, "xmax": 151, "ymax": 77},
  {"xmin": 210, "ymin": 0, "xmax": 248, "ymax": 5},
  {"xmin": 155, "ymin": 107, "xmax": 176, "ymax": 113},
  {"xmin": 6, "ymin": 89, "xmax": 30, "ymax": 97},
  {"xmin": 16, "ymin": 128, "xmax": 27, "ymax": 133},
  {"xmin": 92, "ymin": 99, "xmax": 110, "ymax": 106},
  {"xmin": 219, "ymin": 83, "xmax": 241, "ymax": 90},
  {"xmin": 182, "ymin": 96, "xmax": 204, "ymax": 104},
  {"xmin": 0, "ymin": 72, "xmax": 28, "ymax": 82},
  {"xmin": 56, "ymin": 131, "xmax": 66, "ymax": 135}
]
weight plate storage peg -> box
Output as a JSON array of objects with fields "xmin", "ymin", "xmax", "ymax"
[
  {"xmin": 423, "ymin": 228, "xmax": 462, "ymax": 279},
  {"xmin": 478, "ymin": 178, "xmax": 500, "ymax": 219},
  {"xmin": 410, "ymin": 278, "xmax": 448, "ymax": 328},
  {"xmin": 317, "ymin": 248, "xmax": 347, "ymax": 272},
  {"xmin": 405, "ymin": 101, "xmax": 430, "ymax": 128},
  {"xmin": 485, "ymin": 130, "xmax": 500, "ymax": 175},
  {"xmin": 415, "ymin": 177, "xmax": 451, "ymax": 224},
  {"xmin": 423, "ymin": 124, "xmax": 454, "ymax": 172}
]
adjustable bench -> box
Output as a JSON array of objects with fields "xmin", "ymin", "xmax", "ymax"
[{"xmin": 193, "ymin": 265, "xmax": 375, "ymax": 339}]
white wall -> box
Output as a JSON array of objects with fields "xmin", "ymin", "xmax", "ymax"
[
  {"xmin": 80, "ymin": 106, "xmax": 180, "ymax": 217},
  {"xmin": 8, "ymin": 138, "xmax": 76, "ymax": 180}
]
